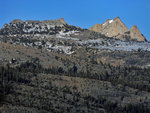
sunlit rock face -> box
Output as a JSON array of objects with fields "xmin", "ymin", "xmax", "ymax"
[
  {"xmin": 130, "ymin": 25, "xmax": 146, "ymax": 41},
  {"xmin": 90, "ymin": 17, "xmax": 146, "ymax": 42}
]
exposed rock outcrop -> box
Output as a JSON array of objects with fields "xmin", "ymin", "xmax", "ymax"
[
  {"xmin": 130, "ymin": 25, "xmax": 146, "ymax": 41},
  {"xmin": 0, "ymin": 18, "xmax": 83, "ymax": 35},
  {"xmin": 10, "ymin": 19, "xmax": 24, "ymax": 24},
  {"xmin": 90, "ymin": 24, "xmax": 102, "ymax": 32},
  {"xmin": 90, "ymin": 17, "xmax": 146, "ymax": 41},
  {"xmin": 57, "ymin": 17, "xmax": 67, "ymax": 25},
  {"xmin": 0, "ymin": 18, "xmax": 69, "ymax": 35}
]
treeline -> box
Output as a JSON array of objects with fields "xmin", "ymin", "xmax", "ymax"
[
  {"xmin": 0, "ymin": 58, "xmax": 42, "ymax": 104},
  {"xmin": 1, "ymin": 59, "xmax": 150, "ymax": 97},
  {"xmin": 1, "ymin": 60, "xmax": 150, "ymax": 112},
  {"xmin": 44, "ymin": 62, "xmax": 150, "ymax": 93},
  {"xmin": 1, "ymin": 58, "xmax": 150, "ymax": 92},
  {"xmin": 83, "ymin": 95, "xmax": 150, "ymax": 113}
]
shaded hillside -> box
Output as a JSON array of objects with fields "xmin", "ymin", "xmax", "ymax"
[{"xmin": 1, "ymin": 60, "xmax": 150, "ymax": 113}]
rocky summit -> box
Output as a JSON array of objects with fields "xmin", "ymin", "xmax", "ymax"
[
  {"xmin": 0, "ymin": 18, "xmax": 68, "ymax": 35},
  {"xmin": 90, "ymin": 17, "xmax": 146, "ymax": 41},
  {"xmin": 0, "ymin": 17, "xmax": 150, "ymax": 113}
]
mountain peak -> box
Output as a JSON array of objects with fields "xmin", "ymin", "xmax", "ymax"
[
  {"xmin": 114, "ymin": 16, "xmax": 121, "ymax": 20},
  {"xmin": 113, "ymin": 17, "xmax": 124, "ymax": 24},
  {"xmin": 90, "ymin": 17, "xmax": 129, "ymax": 38},
  {"xmin": 130, "ymin": 25, "xmax": 146, "ymax": 41},
  {"xmin": 0, "ymin": 18, "xmax": 69, "ymax": 35},
  {"xmin": 131, "ymin": 25, "xmax": 138, "ymax": 31},
  {"xmin": 10, "ymin": 19, "xmax": 24, "ymax": 24},
  {"xmin": 89, "ymin": 17, "xmax": 146, "ymax": 42},
  {"xmin": 57, "ymin": 17, "xmax": 67, "ymax": 25},
  {"xmin": 89, "ymin": 24, "xmax": 102, "ymax": 32}
]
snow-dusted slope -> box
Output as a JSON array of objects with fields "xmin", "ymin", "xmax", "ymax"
[{"xmin": 0, "ymin": 18, "xmax": 150, "ymax": 55}]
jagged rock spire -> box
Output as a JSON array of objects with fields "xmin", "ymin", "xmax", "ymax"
[
  {"xmin": 90, "ymin": 17, "xmax": 146, "ymax": 41},
  {"xmin": 130, "ymin": 25, "xmax": 146, "ymax": 41},
  {"xmin": 58, "ymin": 18, "xmax": 67, "ymax": 25}
]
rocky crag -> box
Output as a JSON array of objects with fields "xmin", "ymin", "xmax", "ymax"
[{"xmin": 90, "ymin": 17, "xmax": 146, "ymax": 41}]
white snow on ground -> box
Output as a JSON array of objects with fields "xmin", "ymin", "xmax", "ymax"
[
  {"xmin": 47, "ymin": 25, "xmax": 55, "ymax": 29},
  {"xmin": 102, "ymin": 23, "xmax": 106, "ymax": 26},
  {"xmin": 78, "ymin": 39, "xmax": 102, "ymax": 45},
  {"xmin": 109, "ymin": 20, "xmax": 113, "ymax": 24},
  {"xmin": 102, "ymin": 19, "xmax": 113, "ymax": 26},
  {"xmin": 57, "ymin": 36, "xmax": 79, "ymax": 41},
  {"xmin": 76, "ymin": 38, "xmax": 150, "ymax": 52},
  {"xmin": 56, "ymin": 33, "xmax": 79, "ymax": 41},
  {"xmin": 34, "ymin": 42, "xmax": 42, "ymax": 46},
  {"xmin": 59, "ymin": 30, "xmax": 79, "ymax": 36},
  {"xmin": 8, "ymin": 23, "xmax": 150, "ymax": 54},
  {"xmin": 46, "ymin": 45, "xmax": 74, "ymax": 55},
  {"xmin": 46, "ymin": 42, "xmax": 53, "ymax": 48},
  {"xmin": 90, "ymin": 40, "xmax": 150, "ymax": 51},
  {"xmin": 23, "ymin": 24, "xmax": 57, "ymax": 33}
]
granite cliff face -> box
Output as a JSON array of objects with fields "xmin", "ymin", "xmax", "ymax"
[{"xmin": 90, "ymin": 17, "xmax": 146, "ymax": 41}]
